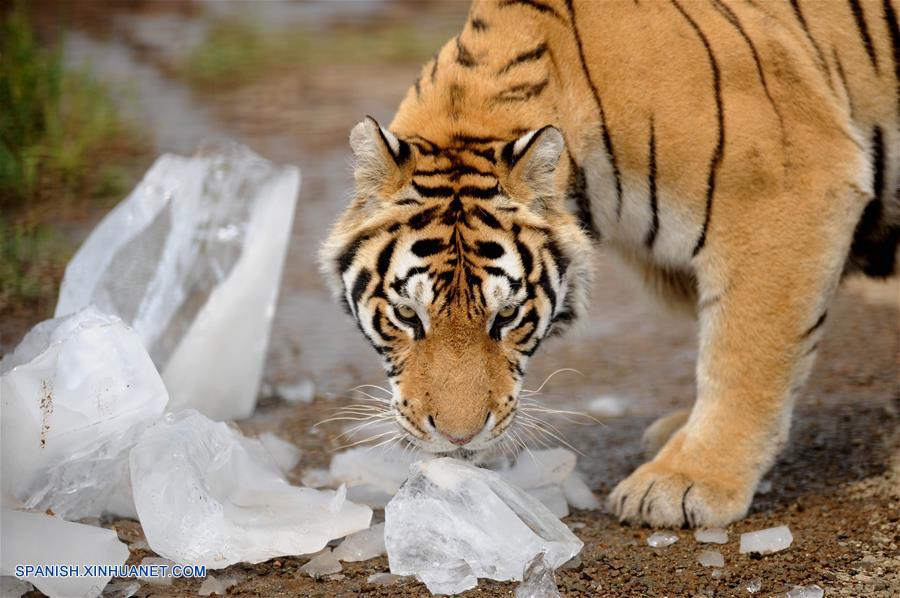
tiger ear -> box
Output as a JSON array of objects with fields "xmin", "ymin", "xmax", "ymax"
[
  {"xmin": 349, "ymin": 116, "xmax": 414, "ymax": 199},
  {"xmin": 500, "ymin": 126, "xmax": 565, "ymax": 208}
]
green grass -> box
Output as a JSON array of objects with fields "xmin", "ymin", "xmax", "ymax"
[
  {"xmin": 0, "ymin": 6, "xmax": 147, "ymax": 316},
  {"xmin": 180, "ymin": 17, "xmax": 454, "ymax": 86}
]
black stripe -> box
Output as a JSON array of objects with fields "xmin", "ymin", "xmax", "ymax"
[
  {"xmin": 336, "ymin": 232, "xmax": 373, "ymax": 273},
  {"xmin": 372, "ymin": 310, "xmax": 396, "ymax": 342},
  {"xmin": 832, "ymin": 49, "xmax": 856, "ymax": 119},
  {"xmin": 538, "ymin": 269, "xmax": 557, "ymax": 313},
  {"xmin": 408, "ymin": 207, "xmax": 439, "ymax": 230},
  {"xmin": 471, "ymin": 17, "xmax": 489, "ymax": 32},
  {"xmin": 411, "ymin": 238, "xmax": 445, "ymax": 257},
  {"xmin": 458, "ymin": 184, "xmax": 500, "ymax": 199},
  {"xmin": 412, "ymin": 182, "xmax": 454, "ymax": 198},
  {"xmin": 350, "ymin": 269, "xmax": 372, "ymax": 311},
  {"xmin": 671, "ymin": 0, "xmax": 725, "ymax": 257},
  {"xmin": 475, "ymin": 241, "xmax": 505, "ymax": 259},
  {"xmin": 802, "ymin": 311, "xmax": 828, "ymax": 338},
  {"xmin": 498, "ymin": 0, "xmax": 565, "ymax": 22},
  {"xmin": 502, "ymin": 125, "xmax": 554, "ymax": 169},
  {"xmin": 396, "ymin": 198, "xmax": 423, "ymax": 206},
  {"xmin": 645, "ymin": 120, "xmax": 659, "ymax": 249},
  {"xmin": 567, "ymin": 156, "xmax": 598, "ymax": 240},
  {"xmin": 455, "ymin": 35, "xmax": 477, "ymax": 67},
  {"xmin": 375, "ymin": 124, "xmax": 410, "ymax": 167},
  {"xmin": 789, "ymin": 0, "xmax": 833, "ymax": 87},
  {"xmin": 414, "ymin": 165, "xmax": 494, "ymax": 179},
  {"xmin": 472, "ymin": 206, "xmax": 503, "ymax": 229},
  {"xmin": 472, "ymin": 147, "xmax": 496, "ymax": 163},
  {"xmin": 849, "ymin": 126, "xmax": 894, "ymax": 276},
  {"xmin": 883, "ymin": 0, "xmax": 900, "ymax": 119},
  {"xmin": 376, "ymin": 238, "xmax": 397, "ymax": 279},
  {"xmin": 492, "ymin": 79, "xmax": 549, "ymax": 104},
  {"xmin": 515, "ymin": 239, "xmax": 534, "ymax": 275},
  {"xmin": 497, "ymin": 43, "xmax": 548, "ymax": 75},
  {"xmin": 566, "ymin": 0, "xmax": 623, "ymax": 220},
  {"xmin": 849, "ymin": 0, "xmax": 879, "ymax": 72},
  {"xmin": 450, "ymin": 133, "xmax": 503, "ymax": 145}
]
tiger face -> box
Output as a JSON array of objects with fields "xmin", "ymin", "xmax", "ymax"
[{"xmin": 321, "ymin": 117, "xmax": 592, "ymax": 456}]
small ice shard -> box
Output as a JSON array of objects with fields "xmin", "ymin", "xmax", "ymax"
[
  {"xmin": 694, "ymin": 528, "xmax": 729, "ymax": 544},
  {"xmin": 276, "ymin": 380, "xmax": 315, "ymax": 403},
  {"xmin": 299, "ymin": 549, "xmax": 342, "ymax": 578},
  {"xmin": 103, "ymin": 580, "xmax": 140, "ymax": 598},
  {"xmin": 697, "ymin": 549, "xmax": 725, "ymax": 568},
  {"xmin": 130, "ymin": 411, "xmax": 372, "ymax": 568},
  {"xmin": 333, "ymin": 523, "xmax": 386, "ymax": 562},
  {"xmin": 257, "ymin": 432, "xmax": 301, "ymax": 473},
  {"xmin": 198, "ymin": 574, "xmax": 236, "ymax": 596},
  {"xmin": 346, "ymin": 484, "xmax": 394, "ymax": 509},
  {"xmin": 500, "ymin": 448, "xmax": 576, "ymax": 489},
  {"xmin": 647, "ymin": 531, "xmax": 679, "ymax": 548},
  {"xmin": 55, "ymin": 141, "xmax": 300, "ymax": 421},
  {"xmin": 301, "ymin": 468, "xmax": 334, "ymax": 488},
  {"xmin": 0, "ymin": 509, "xmax": 129, "ymax": 598},
  {"xmin": 367, "ymin": 572, "xmax": 404, "ymax": 585},
  {"xmin": 568, "ymin": 522, "xmax": 586, "ymax": 530},
  {"xmin": 0, "ymin": 307, "xmax": 168, "ymax": 520},
  {"xmin": 0, "ymin": 576, "xmax": 33, "ymax": 598},
  {"xmin": 745, "ymin": 578, "xmax": 762, "ymax": 593},
  {"xmin": 527, "ymin": 485, "xmax": 569, "ymax": 518},
  {"xmin": 739, "ymin": 525, "xmax": 793, "ymax": 554},
  {"xmin": 515, "ymin": 553, "xmax": 560, "ymax": 598},
  {"xmin": 756, "ymin": 479, "xmax": 773, "ymax": 494},
  {"xmin": 786, "ymin": 585, "xmax": 824, "ymax": 598},
  {"xmin": 138, "ymin": 557, "xmax": 176, "ymax": 586},
  {"xmin": 561, "ymin": 472, "xmax": 600, "ymax": 510},
  {"xmin": 385, "ymin": 458, "xmax": 583, "ymax": 595},
  {"xmin": 330, "ymin": 445, "xmax": 418, "ymax": 495},
  {"xmin": 587, "ymin": 395, "xmax": 627, "ymax": 417}
]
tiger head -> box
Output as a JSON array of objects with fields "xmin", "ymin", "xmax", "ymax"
[{"xmin": 321, "ymin": 117, "xmax": 592, "ymax": 457}]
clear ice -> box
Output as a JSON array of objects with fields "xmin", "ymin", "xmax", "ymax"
[
  {"xmin": 299, "ymin": 549, "xmax": 342, "ymax": 578},
  {"xmin": 786, "ymin": 585, "xmax": 825, "ymax": 598},
  {"xmin": 54, "ymin": 141, "xmax": 300, "ymax": 421},
  {"xmin": 333, "ymin": 523, "xmax": 386, "ymax": 562},
  {"xmin": 0, "ymin": 307, "xmax": 168, "ymax": 520},
  {"xmin": 696, "ymin": 549, "xmax": 725, "ymax": 568},
  {"xmin": 515, "ymin": 553, "xmax": 561, "ymax": 598},
  {"xmin": 384, "ymin": 458, "xmax": 583, "ymax": 595},
  {"xmin": 647, "ymin": 531, "xmax": 679, "ymax": 548},
  {"xmin": 130, "ymin": 411, "xmax": 371, "ymax": 568},
  {"xmin": 739, "ymin": 525, "xmax": 793, "ymax": 554},
  {"xmin": 0, "ymin": 509, "xmax": 129, "ymax": 598},
  {"xmin": 257, "ymin": 432, "xmax": 301, "ymax": 474},
  {"xmin": 694, "ymin": 528, "xmax": 729, "ymax": 544}
]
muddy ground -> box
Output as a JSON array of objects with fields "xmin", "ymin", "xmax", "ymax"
[{"xmin": 6, "ymin": 2, "xmax": 899, "ymax": 596}]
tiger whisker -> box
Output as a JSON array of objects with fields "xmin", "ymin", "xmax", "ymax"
[
  {"xmin": 519, "ymin": 368, "xmax": 584, "ymax": 395},
  {"xmin": 331, "ymin": 429, "xmax": 398, "ymax": 451}
]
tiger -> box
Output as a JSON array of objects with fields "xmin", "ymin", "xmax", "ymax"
[{"xmin": 320, "ymin": 0, "xmax": 899, "ymax": 528}]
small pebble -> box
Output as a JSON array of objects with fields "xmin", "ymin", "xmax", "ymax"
[
  {"xmin": 647, "ymin": 531, "xmax": 679, "ymax": 548},
  {"xmin": 745, "ymin": 578, "xmax": 762, "ymax": 593}
]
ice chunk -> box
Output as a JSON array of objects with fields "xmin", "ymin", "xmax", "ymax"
[
  {"xmin": 100, "ymin": 580, "xmax": 139, "ymax": 598},
  {"xmin": 55, "ymin": 142, "xmax": 300, "ymax": 421},
  {"xmin": 527, "ymin": 485, "xmax": 569, "ymax": 518},
  {"xmin": 257, "ymin": 432, "xmax": 301, "ymax": 474},
  {"xmin": 786, "ymin": 585, "xmax": 824, "ymax": 598},
  {"xmin": 587, "ymin": 395, "xmax": 627, "ymax": 417},
  {"xmin": 500, "ymin": 448, "xmax": 576, "ymax": 489},
  {"xmin": 385, "ymin": 458, "xmax": 583, "ymax": 595},
  {"xmin": 334, "ymin": 523, "xmax": 386, "ymax": 562},
  {"xmin": 745, "ymin": 578, "xmax": 762, "ymax": 593},
  {"xmin": 0, "ymin": 509, "xmax": 129, "ymax": 598},
  {"xmin": 330, "ymin": 446, "xmax": 418, "ymax": 495},
  {"xmin": 561, "ymin": 472, "xmax": 599, "ymax": 510},
  {"xmin": 198, "ymin": 574, "xmax": 237, "ymax": 596},
  {"xmin": 301, "ymin": 468, "xmax": 333, "ymax": 488},
  {"xmin": 697, "ymin": 549, "xmax": 724, "ymax": 567},
  {"xmin": 0, "ymin": 576, "xmax": 33, "ymax": 598},
  {"xmin": 299, "ymin": 549, "xmax": 342, "ymax": 578},
  {"xmin": 739, "ymin": 525, "xmax": 793, "ymax": 554},
  {"xmin": 367, "ymin": 572, "xmax": 405, "ymax": 585},
  {"xmin": 515, "ymin": 553, "xmax": 560, "ymax": 598},
  {"xmin": 276, "ymin": 380, "xmax": 315, "ymax": 403},
  {"xmin": 694, "ymin": 528, "xmax": 728, "ymax": 544},
  {"xmin": 0, "ymin": 308, "xmax": 168, "ymax": 519},
  {"xmin": 130, "ymin": 411, "xmax": 371, "ymax": 568},
  {"xmin": 647, "ymin": 531, "xmax": 679, "ymax": 548},
  {"xmin": 138, "ymin": 557, "xmax": 176, "ymax": 586}
]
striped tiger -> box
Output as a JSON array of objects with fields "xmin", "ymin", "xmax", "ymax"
[{"xmin": 321, "ymin": 0, "xmax": 898, "ymax": 528}]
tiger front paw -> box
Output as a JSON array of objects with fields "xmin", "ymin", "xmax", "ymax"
[{"xmin": 607, "ymin": 456, "xmax": 755, "ymax": 528}]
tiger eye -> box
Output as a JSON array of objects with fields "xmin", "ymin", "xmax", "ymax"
[
  {"xmin": 497, "ymin": 305, "xmax": 517, "ymax": 319},
  {"xmin": 396, "ymin": 305, "xmax": 417, "ymax": 319}
]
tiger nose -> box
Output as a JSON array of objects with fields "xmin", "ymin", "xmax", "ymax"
[{"xmin": 427, "ymin": 414, "xmax": 488, "ymax": 446}]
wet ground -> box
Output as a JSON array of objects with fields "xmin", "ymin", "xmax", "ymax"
[{"xmin": 6, "ymin": 1, "xmax": 900, "ymax": 596}]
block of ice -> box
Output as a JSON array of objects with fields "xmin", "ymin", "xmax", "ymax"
[
  {"xmin": 515, "ymin": 553, "xmax": 560, "ymax": 598},
  {"xmin": 0, "ymin": 308, "xmax": 168, "ymax": 519},
  {"xmin": 385, "ymin": 458, "xmax": 583, "ymax": 595},
  {"xmin": 257, "ymin": 432, "xmax": 301, "ymax": 474},
  {"xmin": 130, "ymin": 411, "xmax": 371, "ymax": 568},
  {"xmin": 527, "ymin": 485, "xmax": 569, "ymax": 518},
  {"xmin": 786, "ymin": 585, "xmax": 824, "ymax": 598},
  {"xmin": 299, "ymin": 549, "xmax": 342, "ymax": 578},
  {"xmin": 330, "ymin": 446, "xmax": 418, "ymax": 495},
  {"xmin": 647, "ymin": 531, "xmax": 679, "ymax": 548},
  {"xmin": 694, "ymin": 528, "xmax": 728, "ymax": 544},
  {"xmin": 499, "ymin": 448, "xmax": 576, "ymax": 489},
  {"xmin": 0, "ymin": 576, "xmax": 33, "ymax": 598},
  {"xmin": 739, "ymin": 525, "xmax": 793, "ymax": 554},
  {"xmin": 0, "ymin": 509, "xmax": 129, "ymax": 598},
  {"xmin": 696, "ymin": 549, "xmax": 724, "ymax": 567},
  {"xmin": 55, "ymin": 142, "xmax": 300, "ymax": 421},
  {"xmin": 333, "ymin": 523, "xmax": 386, "ymax": 562},
  {"xmin": 561, "ymin": 473, "xmax": 599, "ymax": 510}
]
